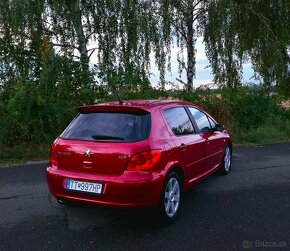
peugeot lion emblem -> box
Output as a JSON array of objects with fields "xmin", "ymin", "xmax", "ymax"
[{"xmin": 85, "ymin": 149, "xmax": 91, "ymax": 157}]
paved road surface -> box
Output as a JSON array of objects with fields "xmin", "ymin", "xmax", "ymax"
[{"xmin": 0, "ymin": 143, "xmax": 290, "ymax": 251}]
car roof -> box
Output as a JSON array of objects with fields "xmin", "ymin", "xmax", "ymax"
[
  {"xmin": 94, "ymin": 99, "xmax": 194, "ymax": 109},
  {"xmin": 77, "ymin": 99, "xmax": 201, "ymax": 114}
]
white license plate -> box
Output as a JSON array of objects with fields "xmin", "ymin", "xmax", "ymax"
[{"xmin": 65, "ymin": 179, "xmax": 102, "ymax": 195}]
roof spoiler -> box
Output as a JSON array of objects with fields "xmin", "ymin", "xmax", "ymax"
[{"xmin": 77, "ymin": 105, "xmax": 149, "ymax": 114}]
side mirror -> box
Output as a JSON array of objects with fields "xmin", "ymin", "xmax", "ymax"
[
  {"xmin": 214, "ymin": 124, "xmax": 224, "ymax": 131},
  {"xmin": 200, "ymin": 126, "xmax": 212, "ymax": 133}
]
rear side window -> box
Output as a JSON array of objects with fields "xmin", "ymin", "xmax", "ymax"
[
  {"xmin": 188, "ymin": 107, "xmax": 211, "ymax": 132},
  {"xmin": 163, "ymin": 107, "xmax": 195, "ymax": 136},
  {"xmin": 61, "ymin": 112, "xmax": 151, "ymax": 142}
]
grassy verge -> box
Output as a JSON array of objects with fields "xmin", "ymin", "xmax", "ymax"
[
  {"xmin": 234, "ymin": 126, "xmax": 289, "ymax": 144},
  {"xmin": 227, "ymin": 116, "xmax": 290, "ymax": 145},
  {"xmin": 0, "ymin": 143, "xmax": 50, "ymax": 166}
]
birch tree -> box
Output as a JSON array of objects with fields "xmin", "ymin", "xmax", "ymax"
[
  {"xmin": 159, "ymin": 0, "xmax": 209, "ymax": 92},
  {"xmin": 204, "ymin": 0, "xmax": 290, "ymax": 91}
]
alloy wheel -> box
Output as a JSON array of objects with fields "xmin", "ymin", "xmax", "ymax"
[
  {"xmin": 164, "ymin": 177, "xmax": 180, "ymax": 217},
  {"xmin": 224, "ymin": 146, "xmax": 231, "ymax": 172}
]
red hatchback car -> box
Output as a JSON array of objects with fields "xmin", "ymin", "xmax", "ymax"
[{"xmin": 46, "ymin": 100, "xmax": 232, "ymax": 222}]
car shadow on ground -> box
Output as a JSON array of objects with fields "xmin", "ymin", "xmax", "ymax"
[{"xmin": 48, "ymin": 177, "xmax": 212, "ymax": 231}]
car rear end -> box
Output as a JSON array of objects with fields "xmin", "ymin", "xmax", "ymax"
[{"xmin": 46, "ymin": 105, "xmax": 165, "ymax": 207}]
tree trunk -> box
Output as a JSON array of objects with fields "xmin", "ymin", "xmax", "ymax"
[
  {"xmin": 71, "ymin": 0, "xmax": 89, "ymax": 73},
  {"xmin": 186, "ymin": 1, "xmax": 195, "ymax": 93}
]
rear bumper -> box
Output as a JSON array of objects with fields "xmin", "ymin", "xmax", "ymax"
[{"xmin": 46, "ymin": 166, "xmax": 165, "ymax": 208}]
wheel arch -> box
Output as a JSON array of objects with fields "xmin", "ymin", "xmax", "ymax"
[
  {"xmin": 227, "ymin": 140, "xmax": 233, "ymax": 152},
  {"xmin": 165, "ymin": 164, "xmax": 185, "ymax": 192}
]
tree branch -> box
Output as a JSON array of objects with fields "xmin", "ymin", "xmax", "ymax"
[
  {"xmin": 177, "ymin": 58, "xmax": 187, "ymax": 71},
  {"xmin": 85, "ymin": 31, "xmax": 96, "ymax": 41},
  {"xmin": 49, "ymin": 42, "xmax": 78, "ymax": 50},
  {"xmin": 87, "ymin": 47, "xmax": 98, "ymax": 52},
  {"xmin": 88, "ymin": 48, "xmax": 98, "ymax": 59},
  {"xmin": 250, "ymin": 9, "xmax": 277, "ymax": 41},
  {"xmin": 193, "ymin": 9, "xmax": 207, "ymax": 23},
  {"xmin": 174, "ymin": 24, "xmax": 187, "ymax": 39},
  {"xmin": 176, "ymin": 77, "xmax": 187, "ymax": 86},
  {"xmin": 193, "ymin": 0, "xmax": 204, "ymax": 11}
]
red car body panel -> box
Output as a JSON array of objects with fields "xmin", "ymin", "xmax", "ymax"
[{"xmin": 46, "ymin": 100, "xmax": 231, "ymax": 208}]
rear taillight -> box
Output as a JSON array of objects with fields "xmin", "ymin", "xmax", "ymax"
[
  {"xmin": 49, "ymin": 144, "xmax": 58, "ymax": 166},
  {"xmin": 127, "ymin": 150, "xmax": 162, "ymax": 171}
]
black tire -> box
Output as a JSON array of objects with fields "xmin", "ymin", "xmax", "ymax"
[
  {"xmin": 219, "ymin": 144, "xmax": 232, "ymax": 175},
  {"xmin": 157, "ymin": 172, "xmax": 182, "ymax": 223}
]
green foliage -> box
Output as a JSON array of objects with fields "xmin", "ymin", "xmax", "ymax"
[
  {"xmin": 1, "ymin": 85, "xmax": 290, "ymax": 164},
  {"xmin": 178, "ymin": 87, "xmax": 290, "ymax": 144},
  {"xmin": 0, "ymin": 46, "xmax": 98, "ymax": 147},
  {"xmin": 0, "ymin": 143, "xmax": 49, "ymax": 166},
  {"xmin": 205, "ymin": 0, "xmax": 290, "ymax": 90},
  {"xmin": 157, "ymin": 0, "xmax": 209, "ymax": 91},
  {"xmin": 240, "ymin": 124, "xmax": 285, "ymax": 144},
  {"xmin": 0, "ymin": 1, "xmax": 290, "ymax": 164}
]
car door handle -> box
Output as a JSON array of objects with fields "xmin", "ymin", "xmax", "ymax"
[{"xmin": 180, "ymin": 143, "xmax": 186, "ymax": 151}]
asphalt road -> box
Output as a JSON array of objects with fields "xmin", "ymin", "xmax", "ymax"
[{"xmin": 0, "ymin": 143, "xmax": 290, "ymax": 251}]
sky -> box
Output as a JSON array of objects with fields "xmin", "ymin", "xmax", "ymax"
[
  {"xmin": 90, "ymin": 37, "xmax": 257, "ymax": 88},
  {"xmin": 149, "ymin": 37, "xmax": 257, "ymax": 88}
]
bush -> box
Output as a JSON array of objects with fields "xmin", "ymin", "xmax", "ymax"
[
  {"xmin": 178, "ymin": 87, "xmax": 290, "ymax": 144},
  {"xmin": 1, "ymin": 84, "xmax": 290, "ymax": 164}
]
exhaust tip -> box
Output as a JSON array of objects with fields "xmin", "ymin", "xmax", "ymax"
[{"xmin": 57, "ymin": 198, "xmax": 64, "ymax": 204}]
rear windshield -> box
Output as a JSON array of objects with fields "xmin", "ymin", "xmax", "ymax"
[{"xmin": 60, "ymin": 112, "xmax": 151, "ymax": 142}]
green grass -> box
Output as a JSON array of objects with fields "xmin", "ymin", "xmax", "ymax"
[
  {"xmin": 0, "ymin": 143, "xmax": 50, "ymax": 166},
  {"xmin": 230, "ymin": 114, "xmax": 290, "ymax": 144},
  {"xmin": 233, "ymin": 126, "xmax": 289, "ymax": 144}
]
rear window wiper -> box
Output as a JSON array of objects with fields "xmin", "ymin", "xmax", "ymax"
[{"xmin": 91, "ymin": 135, "xmax": 125, "ymax": 140}]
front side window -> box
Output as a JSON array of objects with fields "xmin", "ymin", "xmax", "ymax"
[
  {"xmin": 188, "ymin": 107, "xmax": 211, "ymax": 133},
  {"xmin": 61, "ymin": 112, "xmax": 151, "ymax": 142},
  {"xmin": 163, "ymin": 107, "xmax": 195, "ymax": 136},
  {"xmin": 208, "ymin": 117, "xmax": 216, "ymax": 130}
]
